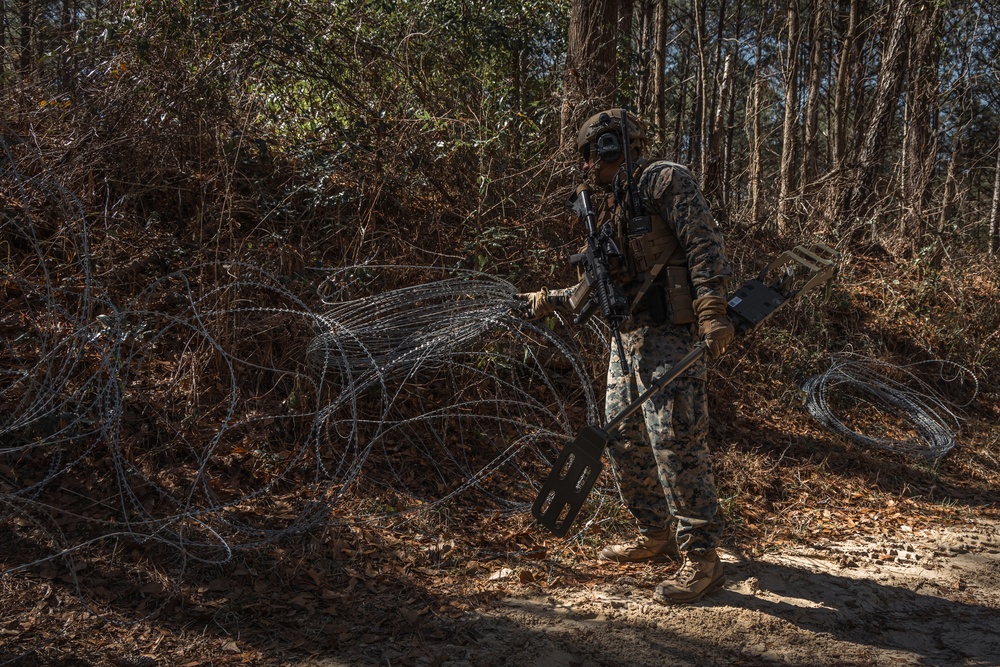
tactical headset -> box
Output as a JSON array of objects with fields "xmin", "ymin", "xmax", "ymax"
[
  {"xmin": 594, "ymin": 129, "xmax": 622, "ymax": 163},
  {"xmin": 578, "ymin": 109, "xmax": 646, "ymax": 163}
]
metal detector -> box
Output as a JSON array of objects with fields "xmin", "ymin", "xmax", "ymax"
[{"xmin": 531, "ymin": 243, "xmax": 839, "ymax": 536}]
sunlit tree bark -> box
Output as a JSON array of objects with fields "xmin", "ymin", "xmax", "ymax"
[
  {"xmin": 690, "ymin": 0, "xmax": 708, "ymax": 174},
  {"xmin": 991, "ymin": 139, "xmax": 1000, "ymax": 256},
  {"xmin": 704, "ymin": 52, "xmax": 732, "ymax": 208},
  {"xmin": 652, "ymin": 0, "xmax": 668, "ymax": 148},
  {"xmin": 929, "ymin": 135, "xmax": 963, "ymax": 266},
  {"xmin": 672, "ymin": 32, "xmax": 692, "ymax": 158},
  {"xmin": 777, "ymin": 0, "xmax": 801, "ymax": 231},
  {"xmin": 902, "ymin": 3, "xmax": 942, "ymax": 245},
  {"xmin": 722, "ymin": 3, "xmax": 745, "ymax": 212},
  {"xmin": 800, "ymin": 0, "xmax": 827, "ymax": 193},
  {"xmin": 832, "ymin": 0, "xmax": 859, "ymax": 172},
  {"xmin": 748, "ymin": 21, "xmax": 765, "ymax": 227},
  {"xmin": 704, "ymin": 0, "xmax": 727, "ymax": 179},
  {"xmin": 842, "ymin": 0, "xmax": 911, "ymax": 224},
  {"xmin": 635, "ymin": 0, "xmax": 653, "ymax": 115}
]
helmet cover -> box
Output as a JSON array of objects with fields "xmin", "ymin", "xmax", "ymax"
[{"xmin": 576, "ymin": 109, "xmax": 647, "ymax": 159}]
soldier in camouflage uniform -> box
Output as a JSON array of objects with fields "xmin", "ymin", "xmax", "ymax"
[{"xmin": 520, "ymin": 109, "xmax": 734, "ymax": 604}]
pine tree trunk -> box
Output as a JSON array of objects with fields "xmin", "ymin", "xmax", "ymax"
[
  {"xmin": 843, "ymin": 0, "xmax": 911, "ymax": 224},
  {"xmin": 60, "ymin": 0, "xmax": 72, "ymax": 92},
  {"xmin": 832, "ymin": 0, "xmax": 859, "ymax": 172},
  {"xmin": 653, "ymin": 0, "xmax": 668, "ymax": 148},
  {"xmin": 690, "ymin": 0, "xmax": 707, "ymax": 175},
  {"xmin": 723, "ymin": 2, "xmax": 745, "ymax": 211},
  {"xmin": 800, "ymin": 0, "xmax": 828, "ymax": 194},
  {"xmin": 777, "ymin": 0, "xmax": 801, "ymax": 232},
  {"xmin": 672, "ymin": 35, "xmax": 691, "ymax": 158},
  {"xmin": 706, "ymin": 0, "xmax": 728, "ymax": 179},
  {"xmin": 902, "ymin": 3, "xmax": 941, "ymax": 246},
  {"xmin": 621, "ymin": 0, "xmax": 636, "ymax": 108},
  {"xmin": 748, "ymin": 16, "xmax": 766, "ymax": 226},
  {"xmin": 562, "ymin": 0, "xmax": 620, "ymax": 147},
  {"xmin": 635, "ymin": 0, "xmax": 653, "ymax": 115},
  {"xmin": 931, "ymin": 137, "xmax": 962, "ymax": 266},
  {"xmin": 704, "ymin": 52, "xmax": 732, "ymax": 209},
  {"xmin": 18, "ymin": 0, "xmax": 30, "ymax": 75},
  {"xmin": 990, "ymin": 139, "xmax": 1000, "ymax": 256},
  {"xmin": 0, "ymin": 0, "xmax": 6, "ymax": 82}
]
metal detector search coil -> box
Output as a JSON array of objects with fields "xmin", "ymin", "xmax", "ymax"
[{"xmin": 531, "ymin": 426, "xmax": 608, "ymax": 537}]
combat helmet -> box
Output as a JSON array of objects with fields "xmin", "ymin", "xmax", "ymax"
[{"xmin": 576, "ymin": 109, "xmax": 647, "ymax": 162}]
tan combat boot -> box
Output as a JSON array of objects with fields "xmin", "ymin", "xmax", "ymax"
[
  {"xmin": 598, "ymin": 526, "xmax": 678, "ymax": 563},
  {"xmin": 653, "ymin": 549, "xmax": 725, "ymax": 603}
]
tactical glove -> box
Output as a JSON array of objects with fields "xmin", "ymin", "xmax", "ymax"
[
  {"xmin": 692, "ymin": 294, "xmax": 734, "ymax": 360},
  {"xmin": 516, "ymin": 287, "xmax": 554, "ymax": 319}
]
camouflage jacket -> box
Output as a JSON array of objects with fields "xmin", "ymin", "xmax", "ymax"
[{"xmin": 550, "ymin": 160, "xmax": 731, "ymax": 310}]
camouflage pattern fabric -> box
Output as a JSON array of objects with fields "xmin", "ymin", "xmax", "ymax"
[
  {"xmin": 604, "ymin": 309, "xmax": 724, "ymax": 553},
  {"xmin": 638, "ymin": 161, "xmax": 730, "ymax": 300},
  {"xmin": 547, "ymin": 158, "xmax": 730, "ymax": 554}
]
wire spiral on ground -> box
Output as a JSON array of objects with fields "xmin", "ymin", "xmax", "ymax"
[{"xmin": 802, "ymin": 354, "xmax": 978, "ymax": 459}]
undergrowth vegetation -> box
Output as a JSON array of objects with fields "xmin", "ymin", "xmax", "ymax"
[{"xmin": 2, "ymin": 1, "xmax": 999, "ymax": 665}]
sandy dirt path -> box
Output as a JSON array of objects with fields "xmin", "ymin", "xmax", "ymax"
[{"xmin": 311, "ymin": 518, "xmax": 1000, "ymax": 666}]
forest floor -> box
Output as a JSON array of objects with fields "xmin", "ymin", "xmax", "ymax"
[{"xmin": 5, "ymin": 444, "xmax": 1000, "ymax": 667}]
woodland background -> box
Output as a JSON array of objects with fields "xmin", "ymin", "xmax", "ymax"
[
  {"xmin": 2, "ymin": 0, "xmax": 1000, "ymax": 665},
  {"xmin": 3, "ymin": 0, "xmax": 1000, "ymax": 269}
]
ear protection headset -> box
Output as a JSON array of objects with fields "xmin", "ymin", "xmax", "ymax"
[{"xmin": 595, "ymin": 131, "xmax": 622, "ymax": 162}]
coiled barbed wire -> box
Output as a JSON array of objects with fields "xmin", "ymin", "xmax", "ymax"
[
  {"xmin": 1, "ymin": 128, "xmax": 606, "ymax": 576},
  {"xmin": 801, "ymin": 354, "xmax": 978, "ymax": 459}
]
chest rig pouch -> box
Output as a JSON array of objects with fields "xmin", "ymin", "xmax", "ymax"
[
  {"xmin": 568, "ymin": 191, "xmax": 697, "ymax": 329},
  {"xmin": 619, "ymin": 204, "xmax": 696, "ymax": 328}
]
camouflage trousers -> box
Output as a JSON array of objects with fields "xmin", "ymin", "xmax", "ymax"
[{"xmin": 605, "ymin": 311, "xmax": 724, "ymax": 553}]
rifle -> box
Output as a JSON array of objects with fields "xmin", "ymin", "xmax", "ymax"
[
  {"xmin": 531, "ymin": 243, "xmax": 839, "ymax": 537},
  {"xmin": 566, "ymin": 183, "xmax": 632, "ymax": 375}
]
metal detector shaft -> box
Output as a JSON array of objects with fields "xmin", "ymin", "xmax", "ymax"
[{"xmin": 604, "ymin": 342, "xmax": 707, "ymax": 433}]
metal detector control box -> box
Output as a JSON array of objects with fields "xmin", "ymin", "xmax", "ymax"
[
  {"xmin": 531, "ymin": 242, "xmax": 839, "ymax": 537},
  {"xmin": 727, "ymin": 280, "xmax": 787, "ymax": 332}
]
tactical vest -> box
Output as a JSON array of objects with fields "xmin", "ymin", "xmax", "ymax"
[
  {"xmin": 564, "ymin": 165, "xmax": 698, "ymax": 327},
  {"xmin": 605, "ymin": 179, "xmax": 696, "ymax": 327}
]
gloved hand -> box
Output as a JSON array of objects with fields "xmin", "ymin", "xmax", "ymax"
[
  {"xmin": 516, "ymin": 287, "xmax": 554, "ymax": 319},
  {"xmin": 692, "ymin": 294, "xmax": 734, "ymax": 360}
]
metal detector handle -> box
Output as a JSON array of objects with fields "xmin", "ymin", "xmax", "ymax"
[
  {"xmin": 755, "ymin": 243, "xmax": 838, "ymax": 299},
  {"xmin": 604, "ymin": 342, "xmax": 707, "ymax": 433}
]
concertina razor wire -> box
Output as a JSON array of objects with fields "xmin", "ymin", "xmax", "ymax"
[
  {"xmin": 802, "ymin": 354, "xmax": 978, "ymax": 459},
  {"xmin": 1, "ymin": 130, "xmax": 602, "ymax": 574}
]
